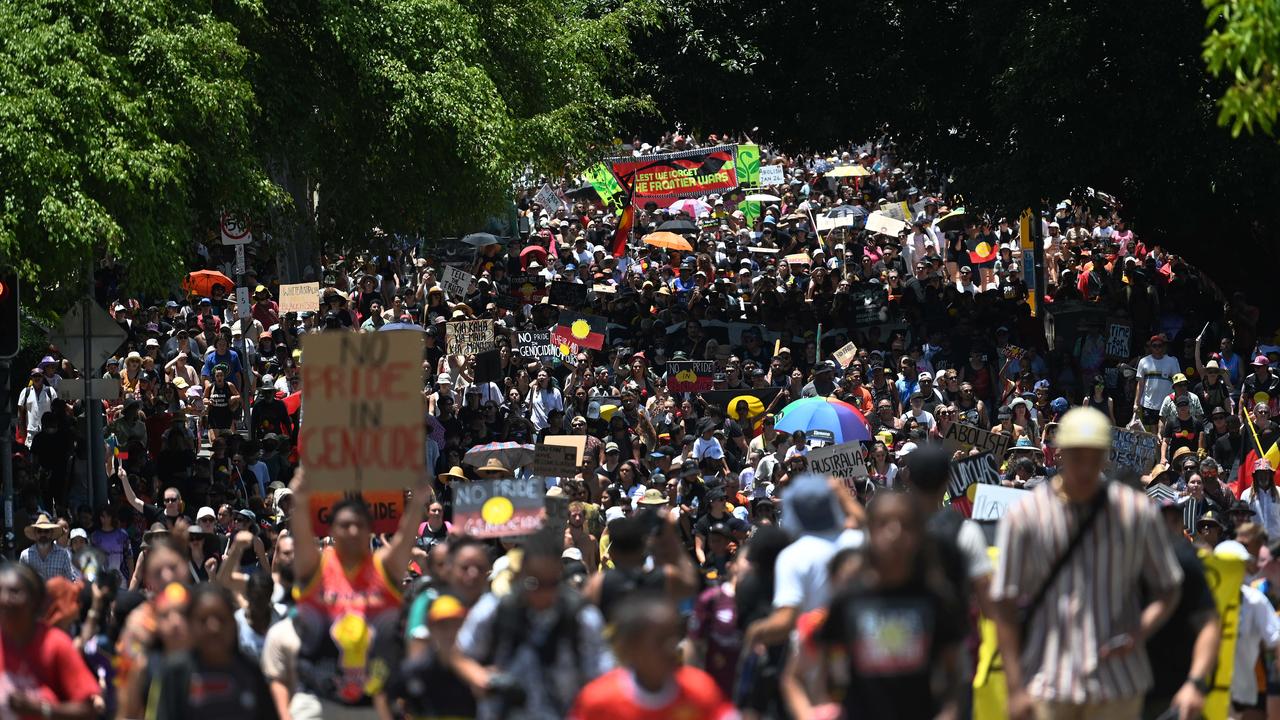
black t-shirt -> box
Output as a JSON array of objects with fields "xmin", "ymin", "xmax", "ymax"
[
  {"xmin": 1144, "ymin": 539, "xmax": 1217, "ymax": 700},
  {"xmin": 1161, "ymin": 416, "xmax": 1201, "ymax": 460},
  {"xmin": 818, "ymin": 578, "xmax": 965, "ymax": 720},
  {"xmin": 693, "ymin": 512, "xmax": 747, "ymax": 543}
]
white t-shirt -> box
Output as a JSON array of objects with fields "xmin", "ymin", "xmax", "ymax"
[
  {"xmin": 18, "ymin": 384, "xmax": 56, "ymax": 443},
  {"xmin": 527, "ymin": 386, "xmax": 563, "ymax": 431},
  {"xmin": 692, "ymin": 435, "xmax": 725, "ymax": 461},
  {"xmin": 1232, "ymin": 583, "xmax": 1280, "ymax": 703},
  {"xmin": 1137, "ymin": 354, "xmax": 1181, "ymax": 410},
  {"xmin": 773, "ymin": 530, "xmax": 865, "ymax": 613}
]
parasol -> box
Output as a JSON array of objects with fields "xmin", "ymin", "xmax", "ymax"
[
  {"xmin": 774, "ymin": 396, "xmax": 871, "ymax": 443},
  {"xmin": 183, "ymin": 270, "xmax": 234, "ymax": 298},
  {"xmin": 462, "ymin": 232, "xmax": 502, "ymax": 247},
  {"xmin": 464, "ymin": 441, "xmax": 535, "ymax": 470},
  {"xmin": 935, "ymin": 208, "xmax": 968, "ymax": 232},
  {"xmin": 745, "ymin": 193, "xmax": 782, "ymax": 203},
  {"xmin": 667, "ymin": 199, "xmax": 712, "ymax": 218},
  {"xmin": 825, "ymin": 165, "xmax": 872, "ymax": 178},
  {"xmin": 657, "ymin": 219, "xmax": 699, "ymax": 233},
  {"xmin": 643, "ymin": 232, "xmax": 693, "ymax": 252}
]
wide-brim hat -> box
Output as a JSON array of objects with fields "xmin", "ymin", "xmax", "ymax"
[
  {"xmin": 24, "ymin": 513, "xmax": 63, "ymax": 542},
  {"xmin": 441, "ymin": 465, "xmax": 468, "ymax": 482},
  {"xmin": 143, "ymin": 522, "xmax": 170, "ymax": 542},
  {"xmin": 476, "ymin": 457, "xmax": 509, "ymax": 475}
]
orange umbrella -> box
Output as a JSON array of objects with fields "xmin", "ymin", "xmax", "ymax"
[
  {"xmin": 183, "ymin": 269, "xmax": 234, "ymax": 297},
  {"xmin": 642, "ymin": 232, "xmax": 693, "ymax": 252}
]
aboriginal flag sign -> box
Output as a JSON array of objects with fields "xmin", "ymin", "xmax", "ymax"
[
  {"xmin": 552, "ymin": 310, "xmax": 606, "ymax": 350},
  {"xmin": 607, "ymin": 145, "xmax": 739, "ymax": 200}
]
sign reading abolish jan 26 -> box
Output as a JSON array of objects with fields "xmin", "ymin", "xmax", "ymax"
[{"xmin": 298, "ymin": 331, "xmax": 424, "ymax": 535}]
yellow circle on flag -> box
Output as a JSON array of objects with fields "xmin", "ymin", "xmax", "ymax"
[
  {"xmin": 558, "ymin": 342, "xmax": 571, "ymax": 355},
  {"xmin": 976, "ymin": 242, "xmax": 992, "ymax": 257},
  {"xmin": 570, "ymin": 319, "xmax": 592, "ymax": 340},
  {"xmin": 966, "ymin": 482, "xmax": 979, "ymax": 502},
  {"xmin": 481, "ymin": 496, "xmax": 514, "ymax": 526}
]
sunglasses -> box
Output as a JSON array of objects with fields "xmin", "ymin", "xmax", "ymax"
[{"xmin": 163, "ymin": 497, "xmax": 180, "ymax": 504}]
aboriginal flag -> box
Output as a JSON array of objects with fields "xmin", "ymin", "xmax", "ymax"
[
  {"xmin": 553, "ymin": 310, "xmax": 606, "ymax": 350},
  {"xmin": 611, "ymin": 204, "xmax": 635, "ymax": 258},
  {"xmin": 967, "ymin": 235, "xmax": 998, "ymax": 265}
]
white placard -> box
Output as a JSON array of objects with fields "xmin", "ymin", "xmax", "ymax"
[
  {"xmin": 806, "ymin": 440, "xmax": 869, "ymax": 492},
  {"xmin": 759, "ymin": 165, "xmax": 785, "ymax": 187},
  {"xmin": 971, "ymin": 484, "xmax": 1030, "ymax": 521},
  {"xmin": 866, "ymin": 212, "xmax": 907, "ymax": 237},
  {"xmin": 235, "ymin": 287, "xmax": 251, "ymax": 318},
  {"xmin": 440, "ymin": 266, "xmax": 474, "ymax": 300}
]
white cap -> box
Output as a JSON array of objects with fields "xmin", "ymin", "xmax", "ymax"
[
  {"xmin": 562, "ymin": 547, "xmax": 584, "ymax": 562},
  {"xmin": 197, "ymin": 506, "xmax": 217, "ymax": 520},
  {"xmin": 70, "ymin": 528, "xmax": 88, "ymax": 541}
]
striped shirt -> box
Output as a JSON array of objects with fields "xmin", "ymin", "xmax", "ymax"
[{"xmin": 992, "ymin": 479, "xmax": 1183, "ymax": 703}]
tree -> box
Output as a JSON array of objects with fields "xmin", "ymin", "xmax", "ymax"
[
  {"xmin": 1203, "ymin": 0, "xmax": 1280, "ymax": 137},
  {"xmin": 0, "ymin": 0, "xmax": 269, "ymax": 304},
  {"xmin": 0, "ymin": 0, "xmax": 655, "ymax": 298}
]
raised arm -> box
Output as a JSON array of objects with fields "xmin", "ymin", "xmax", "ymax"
[
  {"xmin": 377, "ymin": 475, "xmax": 433, "ymax": 584},
  {"xmin": 288, "ymin": 469, "xmax": 321, "ymax": 583},
  {"xmin": 118, "ymin": 465, "xmax": 145, "ymax": 514}
]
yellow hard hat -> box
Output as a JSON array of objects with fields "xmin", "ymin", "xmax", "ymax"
[{"xmin": 1056, "ymin": 406, "xmax": 1112, "ymax": 450}]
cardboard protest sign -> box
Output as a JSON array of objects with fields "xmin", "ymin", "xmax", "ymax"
[
  {"xmin": 298, "ymin": 331, "xmax": 424, "ymax": 534},
  {"xmin": 667, "ymin": 360, "xmax": 714, "ymax": 392},
  {"xmin": 942, "ymin": 423, "xmax": 1012, "ymax": 458},
  {"xmin": 452, "ymin": 477, "xmax": 546, "ymax": 538},
  {"xmin": 607, "ymin": 145, "xmax": 739, "ymax": 200},
  {"xmin": 534, "ymin": 443, "xmax": 578, "ymax": 477},
  {"xmin": 549, "ymin": 281, "xmax": 588, "ymax": 307},
  {"xmin": 440, "ymin": 266, "xmax": 474, "ymax": 300},
  {"xmin": 1106, "ymin": 320, "xmax": 1132, "ymax": 360},
  {"xmin": 806, "ymin": 440, "xmax": 869, "ymax": 491},
  {"xmin": 947, "ymin": 453, "xmax": 1002, "ymax": 501},
  {"xmin": 971, "ymin": 484, "xmax": 1029, "ymax": 521},
  {"xmin": 759, "ymin": 164, "xmax": 785, "ymax": 186},
  {"xmin": 447, "ymin": 319, "xmax": 495, "ymax": 355},
  {"xmin": 878, "ymin": 200, "xmax": 913, "ymax": 223},
  {"xmin": 784, "ymin": 253, "xmax": 812, "ymax": 266},
  {"xmin": 534, "ymin": 183, "xmax": 563, "ymax": 214},
  {"xmin": 279, "ymin": 282, "xmax": 320, "ymax": 314},
  {"xmin": 1110, "ymin": 427, "xmax": 1160, "ymax": 473},
  {"xmin": 816, "ymin": 214, "xmax": 856, "ymax": 233},
  {"xmin": 516, "ymin": 330, "xmax": 555, "ymax": 360},
  {"xmin": 832, "ymin": 341, "xmax": 859, "ymax": 368},
  {"xmin": 866, "ymin": 212, "xmax": 907, "ymax": 237},
  {"xmin": 542, "ymin": 435, "xmax": 587, "ymax": 465}
]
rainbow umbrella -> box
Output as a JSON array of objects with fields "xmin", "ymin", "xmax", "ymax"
[{"xmin": 774, "ymin": 396, "xmax": 871, "ymax": 443}]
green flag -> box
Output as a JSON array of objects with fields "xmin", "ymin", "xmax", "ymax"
[
  {"xmin": 583, "ymin": 162, "xmax": 625, "ymax": 213},
  {"xmin": 736, "ymin": 143, "xmax": 761, "ymax": 227}
]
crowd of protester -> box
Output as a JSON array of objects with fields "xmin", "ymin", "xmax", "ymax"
[{"xmin": 5, "ymin": 131, "xmax": 1280, "ymax": 720}]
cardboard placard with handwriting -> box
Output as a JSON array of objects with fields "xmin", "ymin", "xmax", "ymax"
[
  {"xmin": 279, "ymin": 282, "xmax": 321, "ymax": 314},
  {"xmin": 534, "ymin": 443, "xmax": 579, "ymax": 477},
  {"xmin": 942, "ymin": 423, "xmax": 1012, "ymax": 458}
]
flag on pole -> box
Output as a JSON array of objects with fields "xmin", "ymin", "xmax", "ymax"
[{"xmin": 1232, "ymin": 408, "xmax": 1280, "ymax": 498}]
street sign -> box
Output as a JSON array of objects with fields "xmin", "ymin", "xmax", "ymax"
[
  {"xmin": 47, "ymin": 301, "xmax": 127, "ymax": 375},
  {"xmin": 234, "ymin": 244, "xmax": 246, "ymax": 274},
  {"xmin": 57, "ymin": 378, "xmax": 121, "ymax": 402},
  {"xmin": 220, "ymin": 211, "xmax": 252, "ymax": 246}
]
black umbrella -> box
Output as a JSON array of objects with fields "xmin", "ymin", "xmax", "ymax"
[
  {"xmin": 827, "ymin": 205, "xmax": 868, "ymax": 219},
  {"xmin": 462, "ymin": 232, "xmax": 502, "ymax": 247},
  {"xmin": 658, "ymin": 219, "xmax": 699, "ymax": 233}
]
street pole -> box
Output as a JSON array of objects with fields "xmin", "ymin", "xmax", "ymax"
[{"xmin": 0, "ymin": 358, "xmax": 13, "ymax": 558}]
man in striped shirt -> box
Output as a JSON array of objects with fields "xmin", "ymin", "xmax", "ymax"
[{"xmin": 993, "ymin": 407, "xmax": 1185, "ymax": 720}]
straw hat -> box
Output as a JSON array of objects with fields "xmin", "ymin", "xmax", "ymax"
[
  {"xmin": 476, "ymin": 457, "xmax": 510, "ymax": 476},
  {"xmin": 440, "ymin": 465, "xmax": 468, "ymax": 483},
  {"xmin": 24, "ymin": 513, "xmax": 63, "ymax": 542}
]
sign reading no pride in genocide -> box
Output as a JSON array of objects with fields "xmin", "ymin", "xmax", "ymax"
[
  {"xmin": 516, "ymin": 330, "xmax": 554, "ymax": 359},
  {"xmin": 279, "ymin": 282, "xmax": 320, "ymax": 314},
  {"xmin": 448, "ymin": 319, "xmax": 495, "ymax": 355},
  {"xmin": 806, "ymin": 440, "xmax": 869, "ymax": 491},
  {"xmin": 667, "ymin": 360, "xmax": 714, "ymax": 392},
  {"xmin": 1111, "ymin": 427, "xmax": 1160, "ymax": 473},
  {"xmin": 453, "ymin": 477, "xmax": 546, "ymax": 538},
  {"xmin": 942, "ymin": 423, "xmax": 1011, "ymax": 458},
  {"xmin": 298, "ymin": 331, "xmax": 424, "ymax": 535}
]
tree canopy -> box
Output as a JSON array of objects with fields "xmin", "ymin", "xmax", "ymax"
[{"xmin": 1, "ymin": 0, "xmax": 654, "ymax": 301}]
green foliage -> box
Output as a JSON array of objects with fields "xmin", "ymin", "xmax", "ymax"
[
  {"xmin": 1203, "ymin": 0, "xmax": 1280, "ymax": 137},
  {"xmin": 0, "ymin": 0, "xmax": 655, "ymax": 298},
  {"xmin": 0, "ymin": 0, "xmax": 271, "ymax": 302}
]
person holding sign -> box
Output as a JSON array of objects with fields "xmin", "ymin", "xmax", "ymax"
[{"xmin": 287, "ymin": 469, "xmax": 430, "ymax": 719}]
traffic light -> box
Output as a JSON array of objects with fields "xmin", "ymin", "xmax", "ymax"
[{"xmin": 0, "ymin": 272, "xmax": 18, "ymax": 359}]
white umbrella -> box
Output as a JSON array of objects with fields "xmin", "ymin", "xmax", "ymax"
[{"xmin": 745, "ymin": 193, "xmax": 782, "ymax": 203}]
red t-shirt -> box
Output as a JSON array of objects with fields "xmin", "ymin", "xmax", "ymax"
[
  {"xmin": 569, "ymin": 666, "xmax": 738, "ymax": 720},
  {"xmin": 0, "ymin": 624, "xmax": 99, "ymax": 714}
]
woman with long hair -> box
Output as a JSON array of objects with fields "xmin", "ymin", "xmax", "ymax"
[{"xmin": 866, "ymin": 441, "xmax": 899, "ymax": 488}]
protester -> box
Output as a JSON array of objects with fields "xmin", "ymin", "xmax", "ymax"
[{"xmin": 8, "ymin": 132, "xmax": 1275, "ymax": 720}]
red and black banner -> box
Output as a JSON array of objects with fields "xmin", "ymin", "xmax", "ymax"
[
  {"xmin": 608, "ymin": 145, "xmax": 739, "ymax": 200},
  {"xmin": 552, "ymin": 310, "xmax": 607, "ymax": 350},
  {"xmin": 966, "ymin": 235, "xmax": 998, "ymax": 265}
]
